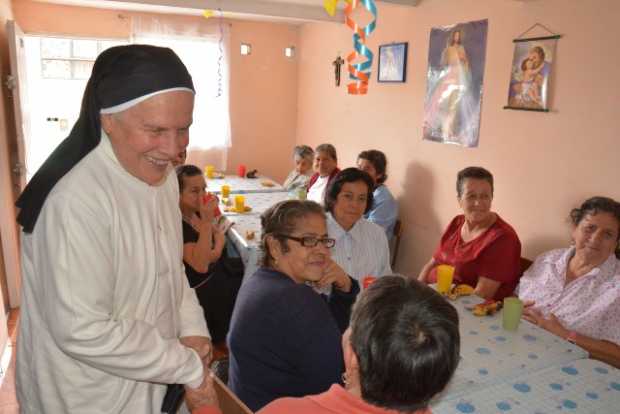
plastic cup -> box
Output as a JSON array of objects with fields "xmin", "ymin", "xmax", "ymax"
[
  {"xmin": 362, "ymin": 276, "xmax": 376, "ymax": 289},
  {"xmin": 436, "ymin": 264, "xmax": 455, "ymax": 294},
  {"xmin": 237, "ymin": 164, "xmax": 247, "ymax": 178},
  {"xmin": 221, "ymin": 185, "xmax": 231, "ymax": 198},
  {"xmin": 296, "ymin": 187, "xmax": 307, "ymax": 200},
  {"xmin": 502, "ymin": 297, "xmax": 523, "ymax": 331},
  {"xmin": 203, "ymin": 193, "xmax": 222, "ymax": 217},
  {"xmin": 234, "ymin": 195, "xmax": 245, "ymax": 213},
  {"xmin": 205, "ymin": 165, "xmax": 215, "ymax": 179}
]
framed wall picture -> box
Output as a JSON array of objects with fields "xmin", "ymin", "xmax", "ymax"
[
  {"xmin": 422, "ymin": 19, "xmax": 488, "ymax": 148},
  {"xmin": 377, "ymin": 42, "xmax": 408, "ymax": 83},
  {"xmin": 505, "ymin": 37, "xmax": 558, "ymax": 112}
]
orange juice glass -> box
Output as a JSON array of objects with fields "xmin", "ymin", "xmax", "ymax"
[
  {"xmin": 221, "ymin": 185, "xmax": 231, "ymax": 198},
  {"xmin": 436, "ymin": 265, "xmax": 455, "ymax": 294},
  {"xmin": 234, "ymin": 195, "xmax": 245, "ymax": 213}
]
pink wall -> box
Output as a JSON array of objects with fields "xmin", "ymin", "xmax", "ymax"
[
  {"xmin": 11, "ymin": 0, "xmax": 298, "ymax": 182},
  {"xmin": 296, "ymin": 0, "xmax": 620, "ymax": 276}
]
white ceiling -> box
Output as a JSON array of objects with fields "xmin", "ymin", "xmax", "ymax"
[{"xmin": 35, "ymin": 0, "xmax": 419, "ymax": 24}]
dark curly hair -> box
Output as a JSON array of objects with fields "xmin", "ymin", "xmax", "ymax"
[
  {"xmin": 350, "ymin": 276, "xmax": 460, "ymax": 411},
  {"xmin": 357, "ymin": 150, "xmax": 388, "ymax": 185},
  {"xmin": 569, "ymin": 196, "xmax": 620, "ymax": 258},
  {"xmin": 456, "ymin": 166, "xmax": 494, "ymax": 198},
  {"xmin": 175, "ymin": 164, "xmax": 203, "ymax": 192},
  {"xmin": 324, "ymin": 168, "xmax": 374, "ymax": 215}
]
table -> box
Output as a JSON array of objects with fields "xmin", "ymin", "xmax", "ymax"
[
  {"xmin": 207, "ymin": 174, "xmax": 285, "ymax": 194},
  {"xmin": 435, "ymin": 295, "xmax": 588, "ymax": 401},
  {"xmin": 222, "ymin": 192, "xmax": 290, "ymax": 280},
  {"xmin": 433, "ymin": 358, "xmax": 620, "ymax": 413}
]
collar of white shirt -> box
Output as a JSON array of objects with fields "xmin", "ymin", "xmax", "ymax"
[{"xmin": 327, "ymin": 212, "xmax": 363, "ymax": 242}]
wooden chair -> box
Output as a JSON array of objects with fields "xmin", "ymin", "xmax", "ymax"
[
  {"xmin": 391, "ymin": 219, "xmax": 403, "ymax": 268},
  {"xmin": 213, "ymin": 376, "xmax": 252, "ymax": 414}
]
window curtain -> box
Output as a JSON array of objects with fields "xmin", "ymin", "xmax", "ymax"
[{"xmin": 131, "ymin": 16, "xmax": 232, "ymax": 158}]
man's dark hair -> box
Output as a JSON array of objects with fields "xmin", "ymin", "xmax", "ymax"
[{"xmin": 350, "ymin": 276, "xmax": 460, "ymax": 412}]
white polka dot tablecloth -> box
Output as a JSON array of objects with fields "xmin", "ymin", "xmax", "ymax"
[
  {"xmin": 220, "ymin": 192, "xmax": 290, "ymax": 217},
  {"xmin": 433, "ymin": 295, "xmax": 588, "ymax": 402},
  {"xmin": 206, "ymin": 174, "xmax": 284, "ymax": 194},
  {"xmin": 222, "ymin": 192, "xmax": 290, "ymax": 282},
  {"xmin": 433, "ymin": 358, "xmax": 620, "ymax": 413}
]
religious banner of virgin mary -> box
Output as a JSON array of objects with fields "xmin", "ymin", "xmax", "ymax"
[{"xmin": 422, "ymin": 19, "xmax": 488, "ymax": 148}]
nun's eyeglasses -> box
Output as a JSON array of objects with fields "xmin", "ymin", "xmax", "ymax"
[{"xmin": 278, "ymin": 234, "xmax": 335, "ymax": 248}]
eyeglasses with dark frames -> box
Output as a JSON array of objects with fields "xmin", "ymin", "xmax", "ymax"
[{"xmin": 277, "ymin": 234, "xmax": 336, "ymax": 248}]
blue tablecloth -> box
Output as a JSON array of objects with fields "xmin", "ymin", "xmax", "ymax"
[
  {"xmin": 433, "ymin": 358, "xmax": 620, "ymax": 413},
  {"xmin": 436, "ymin": 295, "xmax": 588, "ymax": 400}
]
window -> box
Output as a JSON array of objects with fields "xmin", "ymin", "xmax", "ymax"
[
  {"xmin": 133, "ymin": 34, "xmax": 231, "ymax": 150},
  {"xmin": 40, "ymin": 38, "xmax": 125, "ymax": 80}
]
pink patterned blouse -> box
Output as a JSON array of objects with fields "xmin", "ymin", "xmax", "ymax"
[{"xmin": 518, "ymin": 247, "xmax": 620, "ymax": 345}]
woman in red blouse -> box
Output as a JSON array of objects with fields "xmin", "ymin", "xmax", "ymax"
[{"xmin": 418, "ymin": 167, "xmax": 521, "ymax": 300}]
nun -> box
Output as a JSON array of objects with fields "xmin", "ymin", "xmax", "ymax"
[{"xmin": 15, "ymin": 45, "xmax": 212, "ymax": 413}]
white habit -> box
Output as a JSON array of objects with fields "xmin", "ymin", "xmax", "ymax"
[{"xmin": 16, "ymin": 134, "xmax": 209, "ymax": 413}]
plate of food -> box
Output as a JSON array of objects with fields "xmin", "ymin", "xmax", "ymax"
[{"xmin": 223, "ymin": 206, "xmax": 253, "ymax": 214}]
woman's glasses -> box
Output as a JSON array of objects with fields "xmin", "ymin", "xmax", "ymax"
[{"xmin": 278, "ymin": 234, "xmax": 336, "ymax": 248}]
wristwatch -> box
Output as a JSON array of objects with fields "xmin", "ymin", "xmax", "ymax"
[{"xmin": 566, "ymin": 330, "xmax": 578, "ymax": 344}]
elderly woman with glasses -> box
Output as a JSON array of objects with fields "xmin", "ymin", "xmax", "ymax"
[{"xmin": 227, "ymin": 200, "xmax": 360, "ymax": 411}]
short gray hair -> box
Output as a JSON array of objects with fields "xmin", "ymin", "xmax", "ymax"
[
  {"xmin": 293, "ymin": 145, "xmax": 314, "ymax": 162},
  {"xmin": 315, "ymin": 143, "xmax": 337, "ymax": 162}
]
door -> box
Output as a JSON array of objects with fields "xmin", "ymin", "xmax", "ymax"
[
  {"xmin": 7, "ymin": 19, "xmax": 28, "ymax": 193},
  {"xmin": 0, "ymin": 19, "xmax": 29, "ymax": 309}
]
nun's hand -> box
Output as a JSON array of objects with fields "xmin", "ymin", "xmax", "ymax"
[{"xmin": 181, "ymin": 336, "xmax": 213, "ymax": 365}]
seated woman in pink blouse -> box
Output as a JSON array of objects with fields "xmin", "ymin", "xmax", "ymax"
[
  {"xmin": 418, "ymin": 167, "xmax": 522, "ymax": 300},
  {"xmin": 519, "ymin": 196, "xmax": 620, "ymax": 368}
]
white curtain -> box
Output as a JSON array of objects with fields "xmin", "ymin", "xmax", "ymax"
[{"xmin": 132, "ymin": 16, "xmax": 231, "ymax": 152}]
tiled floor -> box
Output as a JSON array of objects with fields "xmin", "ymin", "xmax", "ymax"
[{"xmin": 0, "ymin": 309, "xmax": 19, "ymax": 414}]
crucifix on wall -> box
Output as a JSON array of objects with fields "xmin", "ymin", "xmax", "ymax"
[{"xmin": 332, "ymin": 55, "xmax": 345, "ymax": 86}]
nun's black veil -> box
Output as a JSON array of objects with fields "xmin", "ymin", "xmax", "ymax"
[{"xmin": 16, "ymin": 44, "xmax": 194, "ymax": 233}]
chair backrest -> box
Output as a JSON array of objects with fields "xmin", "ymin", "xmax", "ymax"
[
  {"xmin": 391, "ymin": 219, "xmax": 403, "ymax": 268},
  {"xmin": 213, "ymin": 376, "xmax": 253, "ymax": 414},
  {"xmin": 519, "ymin": 257, "xmax": 533, "ymax": 276}
]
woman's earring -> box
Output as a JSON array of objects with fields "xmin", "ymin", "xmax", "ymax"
[{"xmin": 341, "ymin": 372, "xmax": 349, "ymax": 388}]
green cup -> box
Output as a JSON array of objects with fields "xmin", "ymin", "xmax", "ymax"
[{"xmin": 502, "ymin": 297, "xmax": 523, "ymax": 331}]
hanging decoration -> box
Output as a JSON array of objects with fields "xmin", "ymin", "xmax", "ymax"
[
  {"xmin": 216, "ymin": 8, "xmax": 224, "ymax": 98},
  {"xmin": 204, "ymin": 9, "xmax": 225, "ymax": 98},
  {"xmin": 344, "ymin": 0, "xmax": 377, "ymax": 95},
  {"xmin": 323, "ymin": 0, "xmax": 340, "ymax": 16},
  {"xmin": 504, "ymin": 23, "xmax": 560, "ymax": 112}
]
